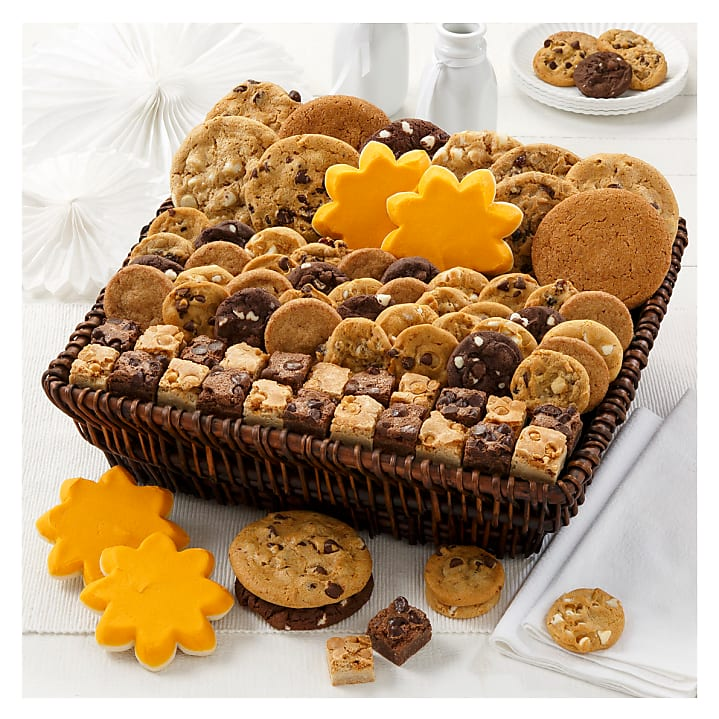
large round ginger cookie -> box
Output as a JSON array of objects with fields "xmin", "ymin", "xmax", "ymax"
[{"xmin": 531, "ymin": 188, "xmax": 673, "ymax": 309}]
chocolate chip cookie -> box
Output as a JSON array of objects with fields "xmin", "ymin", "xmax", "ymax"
[
  {"xmin": 490, "ymin": 143, "xmax": 581, "ymax": 183},
  {"xmin": 324, "ymin": 317, "xmax": 392, "ymax": 373},
  {"xmin": 388, "ymin": 324, "xmax": 459, "ymax": 384},
  {"xmin": 170, "ymin": 115, "xmax": 278, "ymax": 225},
  {"xmin": 243, "ymin": 133, "xmax": 359, "ymax": 240},
  {"xmin": 532, "ymin": 31, "xmax": 600, "ymax": 87},
  {"xmin": 146, "ymin": 206, "xmax": 212, "ymax": 244},
  {"xmin": 161, "ymin": 280, "xmax": 229, "ymax": 341}
]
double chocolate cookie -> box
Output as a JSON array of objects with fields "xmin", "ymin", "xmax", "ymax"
[{"xmin": 573, "ymin": 51, "xmax": 633, "ymax": 98}]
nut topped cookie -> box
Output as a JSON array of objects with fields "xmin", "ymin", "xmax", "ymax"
[
  {"xmin": 170, "ymin": 115, "xmax": 278, "ymax": 225},
  {"xmin": 243, "ymin": 133, "xmax": 359, "ymax": 240},
  {"xmin": 228, "ymin": 510, "xmax": 372, "ymax": 609}
]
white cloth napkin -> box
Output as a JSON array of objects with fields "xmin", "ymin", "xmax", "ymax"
[{"xmin": 491, "ymin": 390, "xmax": 697, "ymax": 698}]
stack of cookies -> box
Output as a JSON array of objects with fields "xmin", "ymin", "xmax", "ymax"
[{"xmin": 532, "ymin": 28, "xmax": 668, "ymax": 98}]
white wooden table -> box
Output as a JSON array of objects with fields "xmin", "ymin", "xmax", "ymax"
[{"xmin": 21, "ymin": 23, "xmax": 697, "ymax": 699}]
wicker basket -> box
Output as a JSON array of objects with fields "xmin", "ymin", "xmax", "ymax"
[{"xmin": 41, "ymin": 217, "xmax": 688, "ymax": 558}]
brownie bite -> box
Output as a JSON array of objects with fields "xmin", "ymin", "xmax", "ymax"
[
  {"xmin": 343, "ymin": 367, "xmax": 396, "ymax": 407},
  {"xmin": 260, "ymin": 351, "xmax": 313, "ymax": 393},
  {"xmin": 435, "ymin": 387, "xmax": 488, "ymax": 427},
  {"xmin": 283, "ymin": 389, "xmax": 339, "ymax": 439},
  {"xmin": 373, "ymin": 403, "xmax": 428, "ymax": 456},
  {"xmin": 180, "ymin": 335, "xmax": 228, "ymax": 368},
  {"xmin": 529, "ymin": 403, "xmax": 583, "ymax": 453},
  {"xmin": 463, "ymin": 422, "xmax": 516, "ymax": 475},
  {"xmin": 107, "ymin": 350, "xmax": 170, "ymax": 403},
  {"xmin": 367, "ymin": 596, "xmax": 432, "ymax": 666},
  {"xmin": 90, "ymin": 317, "xmax": 142, "ymax": 353},
  {"xmin": 196, "ymin": 366, "xmax": 253, "ymax": 419}
]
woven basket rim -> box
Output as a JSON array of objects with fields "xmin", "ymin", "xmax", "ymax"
[{"xmin": 41, "ymin": 218, "xmax": 688, "ymax": 516}]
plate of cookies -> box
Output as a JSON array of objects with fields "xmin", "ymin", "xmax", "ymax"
[{"xmin": 511, "ymin": 23, "xmax": 689, "ymax": 115}]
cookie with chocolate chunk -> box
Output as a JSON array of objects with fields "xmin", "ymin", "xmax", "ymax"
[
  {"xmin": 161, "ymin": 280, "xmax": 229, "ymax": 342},
  {"xmin": 490, "ymin": 143, "xmax": 581, "ymax": 183},
  {"xmin": 363, "ymin": 118, "xmax": 449, "ymax": 159},
  {"xmin": 573, "ymin": 51, "xmax": 633, "ymax": 98},
  {"xmin": 194, "ymin": 219, "xmax": 256, "ymax": 249},
  {"xmin": 214, "ymin": 287, "xmax": 280, "ymax": 349},
  {"xmin": 228, "ymin": 510, "xmax": 373, "ymax": 630},
  {"xmin": 205, "ymin": 79, "xmax": 302, "ymax": 132},
  {"xmin": 532, "ymin": 31, "xmax": 600, "ymax": 87},
  {"xmin": 243, "ymin": 133, "xmax": 359, "ymax": 241}
]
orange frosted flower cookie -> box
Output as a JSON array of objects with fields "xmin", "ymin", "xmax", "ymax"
[
  {"xmin": 312, "ymin": 141, "xmax": 430, "ymax": 249},
  {"xmin": 80, "ymin": 532, "xmax": 234, "ymax": 671},
  {"xmin": 381, "ymin": 166, "xmax": 523, "ymax": 275},
  {"xmin": 36, "ymin": 465, "xmax": 189, "ymax": 584}
]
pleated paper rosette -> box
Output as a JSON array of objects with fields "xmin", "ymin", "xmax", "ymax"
[
  {"xmin": 23, "ymin": 151, "xmax": 167, "ymax": 301},
  {"xmin": 23, "ymin": 23, "xmax": 308, "ymax": 172}
]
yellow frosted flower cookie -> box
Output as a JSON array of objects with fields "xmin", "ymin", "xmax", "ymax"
[
  {"xmin": 80, "ymin": 532, "xmax": 234, "ymax": 671},
  {"xmin": 381, "ymin": 166, "xmax": 523, "ymax": 276},
  {"xmin": 36, "ymin": 466, "xmax": 189, "ymax": 584},
  {"xmin": 312, "ymin": 140, "xmax": 430, "ymax": 249}
]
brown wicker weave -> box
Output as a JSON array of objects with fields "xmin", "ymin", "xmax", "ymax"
[{"xmin": 41, "ymin": 218, "xmax": 688, "ymax": 558}]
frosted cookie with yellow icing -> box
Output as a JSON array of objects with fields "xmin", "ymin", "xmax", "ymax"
[
  {"xmin": 80, "ymin": 532, "xmax": 234, "ymax": 671},
  {"xmin": 312, "ymin": 140, "xmax": 430, "ymax": 250},
  {"xmin": 35, "ymin": 466, "xmax": 189, "ymax": 585},
  {"xmin": 381, "ymin": 166, "xmax": 523, "ymax": 276}
]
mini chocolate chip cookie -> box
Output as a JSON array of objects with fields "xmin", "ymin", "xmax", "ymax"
[
  {"xmin": 478, "ymin": 272, "xmax": 540, "ymax": 312},
  {"xmin": 427, "ymin": 267, "xmax": 489, "ymax": 302},
  {"xmin": 241, "ymin": 252, "xmax": 298, "ymax": 276},
  {"xmin": 290, "ymin": 239, "xmax": 351, "ymax": 266},
  {"xmin": 278, "ymin": 94, "xmax": 390, "ymax": 150},
  {"xmin": 362, "ymin": 118, "xmax": 450, "ymax": 159},
  {"xmin": 244, "ymin": 226, "xmax": 307, "ymax": 257},
  {"xmin": 388, "ymin": 324, "xmax": 459, "ymax": 384},
  {"xmin": 431, "ymin": 130, "xmax": 521, "ymax": 179},
  {"xmin": 147, "ymin": 206, "xmax": 212, "ymax": 244},
  {"xmin": 375, "ymin": 302, "xmax": 439, "ymax": 344},
  {"xmin": 337, "ymin": 247, "xmax": 397, "ymax": 281},
  {"xmin": 573, "ymin": 51, "xmax": 633, "ymax": 98},
  {"xmin": 243, "ymin": 133, "xmax": 360, "ymax": 240},
  {"xmin": 161, "ymin": 280, "xmax": 230, "ymax": 341},
  {"xmin": 129, "ymin": 232, "xmax": 196, "ymax": 266},
  {"xmin": 424, "ymin": 545, "xmax": 504, "ymax": 619},
  {"xmin": 446, "ymin": 331, "xmax": 523, "ymax": 396},
  {"xmin": 205, "ymin": 79, "xmax": 302, "ymax": 131},
  {"xmin": 324, "ymin": 317, "xmax": 393, "ymax": 373},
  {"xmin": 509, "ymin": 348, "xmax": 591, "ymax": 413},
  {"xmin": 432, "ymin": 311, "xmax": 484, "ymax": 342},
  {"xmin": 532, "ymin": 31, "xmax": 600, "ymax": 87},
  {"xmin": 171, "ymin": 115, "xmax": 278, "ymax": 225},
  {"xmin": 174, "ymin": 264, "xmax": 234, "ymax": 287},
  {"xmin": 214, "ymin": 287, "xmax": 281, "ymax": 349},
  {"xmin": 614, "ymin": 46, "xmax": 667, "ymax": 91},
  {"xmin": 263, "ymin": 297, "xmax": 343, "ymax": 356},
  {"xmin": 545, "ymin": 587, "xmax": 625, "ymax": 653},
  {"xmin": 524, "ymin": 278, "xmax": 579, "ymax": 311}
]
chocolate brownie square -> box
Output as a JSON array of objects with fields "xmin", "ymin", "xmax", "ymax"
[
  {"xmin": 435, "ymin": 387, "xmax": 487, "ymax": 427},
  {"xmin": 373, "ymin": 403, "xmax": 428, "ymax": 456},
  {"xmin": 463, "ymin": 422, "xmax": 516, "ymax": 475},
  {"xmin": 367, "ymin": 596, "xmax": 432, "ymax": 666},
  {"xmin": 196, "ymin": 366, "xmax": 253, "ymax": 419},
  {"xmin": 180, "ymin": 335, "xmax": 228, "ymax": 368},
  {"xmin": 260, "ymin": 352, "xmax": 313, "ymax": 393},
  {"xmin": 90, "ymin": 317, "xmax": 142, "ymax": 353},
  {"xmin": 529, "ymin": 403, "xmax": 583, "ymax": 454},
  {"xmin": 343, "ymin": 367, "xmax": 396, "ymax": 407},
  {"xmin": 283, "ymin": 389, "xmax": 339, "ymax": 439},
  {"xmin": 106, "ymin": 350, "xmax": 169, "ymax": 403}
]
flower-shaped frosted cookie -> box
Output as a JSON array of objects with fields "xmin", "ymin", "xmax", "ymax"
[
  {"xmin": 381, "ymin": 166, "xmax": 523, "ymax": 275},
  {"xmin": 312, "ymin": 141, "xmax": 430, "ymax": 250},
  {"xmin": 35, "ymin": 466, "xmax": 189, "ymax": 584},
  {"xmin": 80, "ymin": 532, "xmax": 234, "ymax": 671}
]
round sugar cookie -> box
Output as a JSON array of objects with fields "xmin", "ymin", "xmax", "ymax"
[
  {"xmin": 228, "ymin": 510, "xmax": 372, "ymax": 609},
  {"xmin": 185, "ymin": 240, "xmax": 253, "ymax": 276},
  {"xmin": 531, "ymin": 188, "xmax": 673, "ymax": 310},
  {"xmin": 103, "ymin": 264, "xmax": 174, "ymax": 330},
  {"xmin": 559, "ymin": 290, "xmax": 634, "ymax": 351},
  {"xmin": 338, "ymin": 247, "xmax": 397, "ymax": 281},
  {"xmin": 263, "ymin": 297, "xmax": 342, "ymax": 356}
]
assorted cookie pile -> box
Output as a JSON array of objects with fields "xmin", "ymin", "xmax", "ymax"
[{"xmin": 532, "ymin": 28, "xmax": 668, "ymax": 98}]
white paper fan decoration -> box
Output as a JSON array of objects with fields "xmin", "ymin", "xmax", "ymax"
[
  {"xmin": 23, "ymin": 151, "xmax": 167, "ymax": 301},
  {"xmin": 23, "ymin": 23, "xmax": 308, "ymax": 173}
]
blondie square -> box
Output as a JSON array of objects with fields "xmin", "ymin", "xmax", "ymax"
[
  {"xmin": 134, "ymin": 324, "xmax": 185, "ymax": 360},
  {"xmin": 484, "ymin": 395, "xmax": 527, "ymax": 437},
  {"xmin": 68, "ymin": 344, "xmax": 120, "ymax": 391},
  {"xmin": 326, "ymin": 635, "xmax": 375, "ymax": 686},
  {"xmin": 415, "ymin": 410, "xmax": 468, "ymax": 466},
  {"xmin": 243, "ymin": 379, "xmax": 294, "ymax": 428},
  {"xmin": 156, "ymin": 357, "xmax": 210, "ymax": 411},
  {"xmin": 219, "ymin": 342, "xmax": 270, "ymax": 378},
  {"xmin": 390, "ymin": 372, "xmax": 442, "ymax": 410},
  {"xmin": 302, "ymin": 361, "xmax": 351, "ymax": 399},
  {"xmin": 511, "ymin": 425, "xmax": 568, "ymax": 483},
  {"xmin": 330, "ymin": 394, "xmax": 384, "ymax": 450}
]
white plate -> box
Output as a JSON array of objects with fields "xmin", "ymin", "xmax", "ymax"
[{"xmin": 511, "ymin": 23, "xmax": 689, "ymax": 115}]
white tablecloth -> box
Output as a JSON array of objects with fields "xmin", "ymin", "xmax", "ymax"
[{"xmin": 21, "ymin": 22, "xmax": 698, "ymax": 698}]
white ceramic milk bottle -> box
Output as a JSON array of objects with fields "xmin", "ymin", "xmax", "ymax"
[
  {"xmin": 415, "ymin": 23, "xmax": 498, "ymax": 133},
  {"xmin": 331, "ymin": 23, "xmax": 409, "ymax": 117}
]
